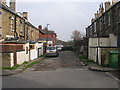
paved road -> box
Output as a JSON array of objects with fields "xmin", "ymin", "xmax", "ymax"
[{"xmin": 2, "ymin": 51, "xmax": 119, "ymax": 88}]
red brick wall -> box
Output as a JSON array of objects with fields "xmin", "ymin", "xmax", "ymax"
[
  {"xmin": 1, "ymin": 45, "xmax": 24, "ymax": 52},
  {"xmin": 39, "ymin": 31, "xmax": 57, "ymax": 46}
]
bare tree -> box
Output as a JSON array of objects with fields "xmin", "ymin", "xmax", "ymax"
[{"xmin": 71, "ymin": 30, "xmax": 81, "ymax": 41}]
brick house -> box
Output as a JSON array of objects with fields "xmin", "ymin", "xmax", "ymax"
[
  {"xmin": 38, "ymin": 25, "xmax": 57, "ymax": 46},
  {"xmin": 86, "ymin": 1, "xmax": 120, "ymax": 66},
  {"xmin": 0, "ymin": 0, "xmax": 42, "ymax": 67},
  {"xmin": 0, "ymin": 0, "xmax": 39, "ymax": 41}
]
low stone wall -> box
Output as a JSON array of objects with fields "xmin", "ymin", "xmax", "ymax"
[
  {"xmin": 88, "ymin": 48, "xmax": 97, "ymax": 63},
  {"xmin": 17, "ymin": 51, "xmax": 26, "ymax": 65},
  {"xmin": 38, "ymin": 48, "xmax": 43, "ymax": 57},
  {"xmin": 101, "ymin": 48, "xmax": 120, "ymax": 65},
  {"xmin": 2, "ymin": 53, "xmax": 14, "ymax": 67},
  {"xmin": 30, "ymin": 49, "xmax": 37, "ymax": 60}
]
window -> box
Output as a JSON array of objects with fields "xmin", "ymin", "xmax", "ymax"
[
  {"xmin": 103, "ymin": 16, "xmax": 106, "ymax": 24},
  {"xmin": 94, "ymin": 22, "xmax": 96, "ymax": 32},
  {"xmin": 108, "ymin": 13, "xmax": 111, "ymax": 26},
  {"xmin": 100, "ymin": 18, "xmax": 103, "ymax": 31},
  {"xmin": 9, "ymin": 16, "xmax": 14, "ymax": 32},
  {"xmin": 118, "ymin": 8, "xmax": 120, "ymax": 22},
  {"xmin": 20, "ymin": 20, "xmax": 23, "ymax": 33}
]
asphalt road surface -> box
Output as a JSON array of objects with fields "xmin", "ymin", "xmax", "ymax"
[{"xmin": 2, "ymin": 51, "xmax": 120, "ymax": 88}]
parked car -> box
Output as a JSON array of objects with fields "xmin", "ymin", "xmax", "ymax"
[
  {"xmin": 45, "ymin": 46, "xmax": 59, "ymax": 57},
  {"xmin": 56, "ymin": 46, "xmax": 62, "ymax": 51}
]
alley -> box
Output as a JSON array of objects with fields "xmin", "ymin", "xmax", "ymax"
[
  {"xmin": 26, "ymin": 51, "xmax": 81, "ymax": 71},
  {"xmin": 2, "ymin": 51, "xmax": 119, "ymax": 88}
]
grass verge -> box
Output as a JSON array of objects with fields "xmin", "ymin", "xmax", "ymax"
[
  {"xmin": 2, "ymin": 57, "xmax": 44, "ymax": 70},
  {"xmin": 2, "ymin": 65, "xmax": 20, "ymax": 70},
  {"xmin": 24, "ymin": 59, "xmax": 42, "ymax": 69}
]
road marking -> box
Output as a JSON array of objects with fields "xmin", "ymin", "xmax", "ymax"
[{"xmin": 105, "ymin": 72, "xmax": 120, "ymax": 81}]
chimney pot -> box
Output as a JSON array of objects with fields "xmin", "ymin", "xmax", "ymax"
[
  {"xmin": 105, "ymin": 1, "xmax": 111, "ymax": 11},
  {"xmin": 1, "ymin": 0, "xmax": 6, "ymax": 6},
  {"xmin": 10, "ymin": 0, "xmax": 16, "ymax": 12},
  {"xmin": 99, "ymin": 3, "xmax": 104, "ymax": 17},
  {"xmin": 112, "ymin": 0, "xmax": 119, "ymax": 5},
  {"xmin": 23, "ymin": 12, "xmax": 28, "ymax": 20},
  {"xmin": 91, "ymin": 18, "xmax": 95, "ymax": 23},
  {"xmin": 38, "ymin": 25, "xmax": 42, "ymax": 30}
]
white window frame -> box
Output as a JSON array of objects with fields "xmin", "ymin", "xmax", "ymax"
[{"xmin": 10, "ymin": 16, "xmax": 14, "ymax": 32}]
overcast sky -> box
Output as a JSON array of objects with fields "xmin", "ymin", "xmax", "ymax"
[{"xmin": 10, "ymin": 0, "xmax": 115, "ymax": 41}]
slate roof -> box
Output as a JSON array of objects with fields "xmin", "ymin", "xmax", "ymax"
[
  {"xmin": 0, "ymin": 3, "xmax": 38, "ymax": 31},
  {"xmin": 38, "ymin": 38, "xmax": 52, "ymax": 41},
  {"xmin": 0, "ymin": 40, "xmax": 29, "ymax": 44}
]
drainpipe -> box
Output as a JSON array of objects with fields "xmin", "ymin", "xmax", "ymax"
[
  {"xmin": 14, "ymin": 16, "xmax": 18, "ymax": 39},
  {"xmin": 97, "ymin": 33, "xmax": 100, "ymax": 65},
  {"xmin": 24, "ymin": 20, "xmax": 25, "ymax": 40}
]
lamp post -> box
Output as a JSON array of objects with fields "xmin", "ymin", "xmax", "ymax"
[{"xmin": 46, "ymin": 24, "xmax": 50, "ymax": 46}]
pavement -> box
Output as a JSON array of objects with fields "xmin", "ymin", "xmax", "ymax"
[
  {"xmin": 1, "ymin": 57, "xmax": 44, "ymax": 76},
  {"xmin": 85, "ymin": 62, "xmax": 118, "ymax": 72}
]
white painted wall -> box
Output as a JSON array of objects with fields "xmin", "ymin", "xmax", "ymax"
[
  {"xmin": 30, "ymin": 49, "xmax": 37, "ymax": 60},
  {"xmin": 88, "ymin": 38, "xmax": 109, "ymax": 65},
  {"xmin": 89, "ymin": 38, "xmax": 98, "ymax": 46},
  {"xmin": 10, "ymin": 53, "xmax": 14, "ymax": 67},
  {"xmin": 38, "ymin": 43, "xmax": 43, "ymax": 56},
  {"xmin": 17, "ymin": 51, "xmax": 26, "ymax": 65},
  {"xmin": 89, "ymin": 38, "xmax": 110, "ymax": 46},
  {"xmin": 30, "ymin": 42, "xmax": 43, "ymax": 60},
  {"xmin": 24, "ymin": 42, "xmax": 30, "ymax": 62},
  {"xmin": 98, "ymin": 48, "xmax": 101, "ymax": 65},
  {"xmin": 88, "ymin": 48, "xmax": 97, "ymax": 63},
  {"xmin": 88, "ymin": 34, "xmax": 117, "ymax": 65},
  {"xmin": 99, "ymin": 38, "xmax": 110, "ymax": 46},
  {"xmin": 109, "ymin": 34, "xmax": 117, "ymax": 46}
]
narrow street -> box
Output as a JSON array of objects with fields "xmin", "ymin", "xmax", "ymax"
[
  {"xmin": 26, "ymin": 51, "xmax": 81, "ymax": 71},
  {"xmin": 2, "ymin": 51, "xmax": 119, "ymax": 88}
]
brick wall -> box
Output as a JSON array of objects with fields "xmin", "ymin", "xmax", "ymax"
[{"xmin": 1, "ymin": 45, "xmax": 24, "ymax": 52}]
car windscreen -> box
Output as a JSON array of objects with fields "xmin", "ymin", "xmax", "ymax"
[{"xmin": 46, "ymin": 47, "xmax": 56, "ymax": 50}]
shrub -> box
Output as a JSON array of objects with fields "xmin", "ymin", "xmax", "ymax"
[{"xmin": 79, "ymin": 55, "xmax": 87, "ymax": 59}]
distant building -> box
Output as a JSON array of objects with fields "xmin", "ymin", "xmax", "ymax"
[{"xmin": 38, "ymin": 25, "xmax": 57, "ymax": 46}]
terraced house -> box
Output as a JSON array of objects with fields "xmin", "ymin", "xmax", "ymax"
[
  {"xmin": 0, "ymin": 0, "xmax": 42, "ymax": 67},
  {"xmin": 86, "ymin": 0, "xmax": 120, "ymax": 67},
  {"xmin": 0, "ymin": 0, "xmax": 39, "ymax": 41}
]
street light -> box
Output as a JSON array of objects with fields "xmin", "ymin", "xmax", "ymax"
[{"xmin": 46, "ymin": 24, "xmax": 50, "ymax": 46}]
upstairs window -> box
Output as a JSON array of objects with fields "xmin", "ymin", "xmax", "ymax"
[
  {"xmin": 9, "ymin": 16, "xmax": 14, "ymax": 32},
  {"xmin": 108, "ymin": 13, "xmax": 111, "ymax": 26},
  {"xmin": 20, "ymin": 20, "xmax": 23, "ymax": 33},
  {"xmin": 118, "ymin": 8, "xmax": 120, "ymax": 22},
  {"xmin": 94, "ymin": 22, "xmax": 96, "ymax": 32}
]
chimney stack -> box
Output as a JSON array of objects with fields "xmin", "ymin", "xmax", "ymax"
[
  {"xmin": 94, "ymin": 11, "xmax": 99, "ymax": 19},
  {"xmin": 99, "ymin": 3, "xmax": 104, "ymax": 17},
  {"xmin": 91, "ymin": 18, "xmax": 96, "ymax": 23},
  {"xmin": 38, "ymin": 25, "xmax": 42, "ymax": 30},
  {"xmin": 112, "ymin": 0, "xmax": 119, "ymax": 5},
  {"xmin": 105, "ymin": 1, "xmax": 111, "ymax": 11},
  {"xmin": 23, "ymin": 12, "xmax": 28, "ymax": 20},
  {"xmin": 10, "ymin": 0, "xmax": 16, "ymax": 12},
  {"xmin": 0, "ymin": 0, "xmax": 6, "ymax": 6}
]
